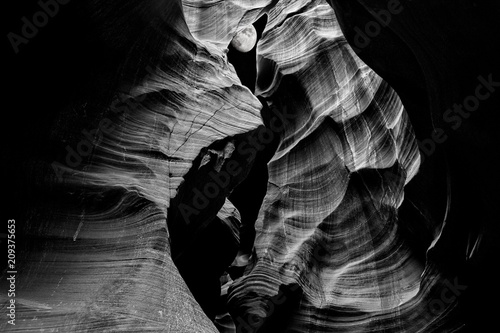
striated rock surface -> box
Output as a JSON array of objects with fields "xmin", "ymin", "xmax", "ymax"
[
  {"xmin": 224, "ymin": 1, "xmax": 456, "ymax": 332},
  {"xmin": 327, "ymin": 0, "xmax": 500, "ymax": 331},
  {"xmin": 3, "ymin": 0, "xmax": 496, "ymax": 332},
  {"xmin": 2, "ymin": 0, "xmax": 262, "ymax": 332}
]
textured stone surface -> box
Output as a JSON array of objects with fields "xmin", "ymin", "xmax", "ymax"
[{"xmin": 3, "ymin": 0, "xmax": 498, "ymax": 332}]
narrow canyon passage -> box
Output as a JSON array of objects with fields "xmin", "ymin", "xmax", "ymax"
[{"xmin": 3, "ymin": 0, "xmax": 498, "ymax": 332}]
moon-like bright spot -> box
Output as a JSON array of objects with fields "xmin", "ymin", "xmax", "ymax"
[{"xmin": 231, "ymin": 25, "xmax": 257, "ymax": 53}]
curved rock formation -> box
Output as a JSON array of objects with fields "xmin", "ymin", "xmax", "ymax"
[
  {"xmin": 326, "ymin": 0, "xmax": 500, "ymax": 331},
  {"xmin": 3, "ymin": 0, "xmax": 262, "ymax": 331},
  {"xmin": 3, "ymin": 0, "xmax": 497, "ymax": 332},
  {"xmin": 225, "ymin": 1, "xmax": 453, "ymax": 332}
]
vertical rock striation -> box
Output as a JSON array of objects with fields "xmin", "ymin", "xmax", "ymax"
[{"xmin": 226, "ymin": 1, "xmax": 460, "ymax": 332}]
